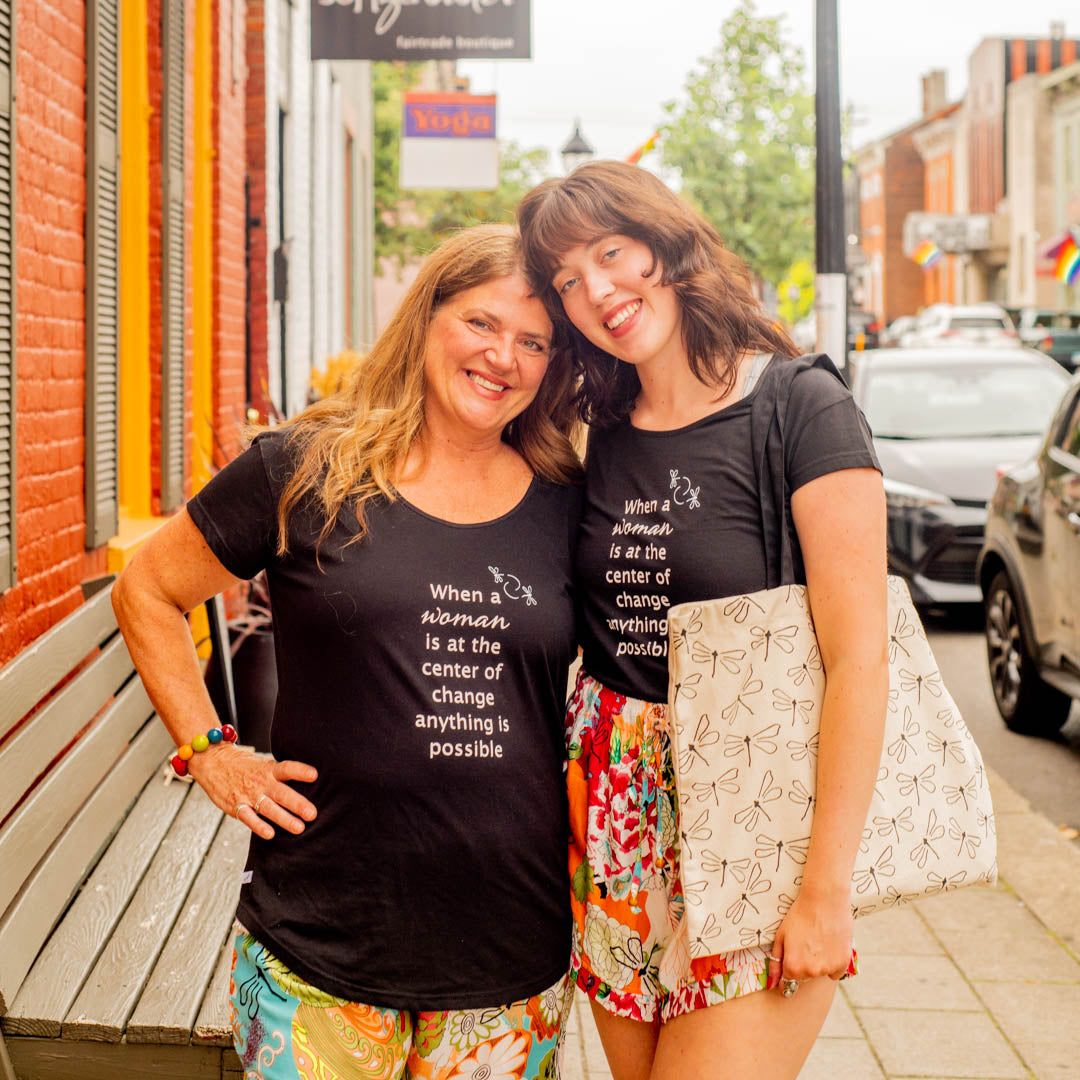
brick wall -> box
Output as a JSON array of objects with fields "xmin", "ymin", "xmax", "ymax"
[
  {"xmin": 245, "ymin": 2, "xmax": 269, "ymax": 421},
  {"xmin": 0, "ymin": 0, "xmax": 107, "ymax": 665},
  {"xmin": 883, "ymin": 134, "xmax": 925, "ymax": 323},
  {"xmin": 213, "ymin": 0, "xmax": 248, "ymax": 463}
]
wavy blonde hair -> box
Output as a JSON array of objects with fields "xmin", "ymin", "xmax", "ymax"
[{"xmin": 270, "ymin": 224, "xmax": 581, "ymax": 556}]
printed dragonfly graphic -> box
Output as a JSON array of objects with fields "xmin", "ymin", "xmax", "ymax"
[
  {"xmin": 889, "ymin": 608, "xmax": 917, "ymax": 662},
  {"xmin": 910, "ymin": 808, "xmax": 946, "ymax": 869},
  {"xmin": 948, "ymin": 817, "xmax": 981, "ymax": 858},
  {"xmin": 887, "ymin": 707, "xmax": 921, "ymax": 765},
  {"xmin": 873, "ymin": 805, "xmax": 914, "ymax": 842},
  {"xmin": 788, "ymin": 779, "xmax": 815, "ymax": 822},
  {"xmin": 692, "ymin": 768, "xmax": 741, "ymax": 804},
  {"xmin": 673, "ymin": 607, "xmax": 703, "ymax": 653},
  {"xmin": 926, "ymin": 730, "xmax": 967, "ymax": 766},
  {"xmin": 487, "ymin": 566, "xmax": 537, "ymax": 605},
  {"xmin": 724, "ymin": 723, "xmax": 780, "ymax": 767},
  {"xmin": 673, "ymin": 672, "xmax": 702, "ymax": 704},
  {"xmin": 722, "ymin": 595, "xmax": 765, "ymax": 624},
  {"xmin": 701, "ymin": 851, "xmax": 750, "ymax": 887},
  {"xmin": 679, "ymin": 810, "xmax": 714, "ymax": 860},
  {"xmin": 853, "ymin": 845, "xmax": 897, "ymax": 894},
  {"xmin": 786, "ymin": 644, "xmax": 822, "ymax": 688},
  {"xmin": 787, "ymin": 732, "xmax": 820, "ymax": 763},
  {"xmin": 679, "ymin": 714, "xmax": 720, "ymax": 771},
  {"xmin": 739, "ymin": 919, "xmax": 783, "ymax": 949},
  {"xmin": 692, "ymin": 640, "xmax": 746, "ymax": 677},
  {"xmin": 898, "ymin": 667, "xmax": 944, "ymax": 704},
  {"xmin": 754, "ymin": 832, "xmax": 810, "ymax": 871},
  {"xmin": 721, "ymin": 666, "xmax": 764, "ymax": 724},
  {"xmin": 943, "ymin": 775, "xmax": 977, "ymax": 812},
  {"xmin": 897, "ymin": 763, "xmax": 937, "ymax": 806},
  {"xmin": 749, "ymin": 624, "xmax": 799, "ymax": 661},
  {"xmin": 772, "ymin": 688, "xmax": 814, "ymax": 727},
  {"xmin": 724, "ymin": 863, "xmax": 772, "ymax": 925},
  {"xmin": 733, "ymin": 770, "xmax": 783, "ymax": 832}
]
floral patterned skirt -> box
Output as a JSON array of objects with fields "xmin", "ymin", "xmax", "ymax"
[
  {"xmin": 228, "ymin": 927, "xmax": 573, "ymax": 1079},
  {"xmin": 566, "ymin": 668, "xmax": 856, "ymax": 1024}
]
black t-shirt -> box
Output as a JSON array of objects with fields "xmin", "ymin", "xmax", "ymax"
[
  {"xmin": 577, "ymin": 357, "xmax": 880, "ymax": 703},
  {"xmin": 187, "ymin": 431, "xmax": 579, "ymax": 1009}
]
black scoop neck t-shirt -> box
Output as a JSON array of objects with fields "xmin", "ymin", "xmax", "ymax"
[
  {"xmin": 186, "ymin": 431, "xmax": 580, "ymax": 1009},
  {"xmin": 576, "ymin": 357, "xmax": 880, "ymax": 703}
]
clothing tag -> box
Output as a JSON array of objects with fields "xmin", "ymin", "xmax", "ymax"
[{"xmin": 240, "ymin": 870, "xmax": 253, "ymax": 884}]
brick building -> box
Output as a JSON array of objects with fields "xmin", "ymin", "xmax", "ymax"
[{"xmin": 0, "ymin": 1, "xmax": 375, "ymax": 669}]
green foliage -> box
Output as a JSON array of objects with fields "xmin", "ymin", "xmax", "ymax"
[
  {"xmin": 372, "ymin": 63, "xmax": 550, "ymax": 266},
  {"xmin": 776, "ymin": 259, "xmax": 815, "ymax": 325},
  {"xmin": 659, "ymin": 0, "xmax": 815, "ymax": 287}
]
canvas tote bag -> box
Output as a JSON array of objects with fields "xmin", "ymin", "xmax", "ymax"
[{"xmin": 661, "ymin": 355, "xmax": 997, "ymax": 979}]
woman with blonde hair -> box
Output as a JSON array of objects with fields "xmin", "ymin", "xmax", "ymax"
[
  {"xmin": 113, "ymin": 225, "xmax": 583, "ymax": 1079},
  {"xmin": 518, "ymin": 163, "xmax": 886, "ymax": 1079}
]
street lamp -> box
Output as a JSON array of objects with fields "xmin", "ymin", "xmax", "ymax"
[{"xmin": 561, "ymin": 120, "xmax": 595, "ymax": 174}]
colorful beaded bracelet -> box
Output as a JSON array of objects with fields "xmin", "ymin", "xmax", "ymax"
[{"xmin": 171, "ymin": 724, "xmax": 238, "ymax": 776}]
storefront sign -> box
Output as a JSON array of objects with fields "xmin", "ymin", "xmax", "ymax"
[
  {"xmin": 400, "ymin": 93, "xmax": 499, "ymax": 190},
  {"xmin": 311, "ymin": 0, "xmax": 531, "ymax": 61}
]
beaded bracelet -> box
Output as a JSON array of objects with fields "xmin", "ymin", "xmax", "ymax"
[{"xmin": 171, "ymin": 724, "xmax": 238, "ymax": 777}]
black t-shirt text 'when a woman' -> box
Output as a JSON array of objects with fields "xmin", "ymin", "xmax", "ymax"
[{"xmin": 187, "ymin": 432, "xmax": 579, "ymax": 1010}]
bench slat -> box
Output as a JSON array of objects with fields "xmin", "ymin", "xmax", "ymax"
[
  {"xmin": 192, "ymin": 933, "xmax": 237, "ymax": 1046},
  {"xmin": 0, "ymin": 587, "xmax": 117, "ymax": 742},
  {"xmin": 0, "ymin": 723, "xmax": 175, "ymax": 1022},
  {"xmin": 62, "ymin": 786, "xmax": 223, "ymax": 1042},
  {"xmin": 127, "ymin": 816, "xmax": 247, "ymax": 1043},
  {"xmin": 0, "ymin": 635, "xmax": 135, "ymax": 823},
  {"xmin": 4, "ymin": 1036, "xmax": 228, "ymax": 1080},
  {"xmin": 0, "ymin": 680, "xmax": 157, "ymax": 916}
]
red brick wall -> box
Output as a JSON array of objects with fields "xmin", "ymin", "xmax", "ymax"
[
  {"xmin": 883, "ymin": 134, "xmax": 925, "ymax": 323},
  {"xmin": 0, "ymin": 1, "xmax": 107, "ymax": 665},
  {"xmin": 213, "ymin": 0, "xmax": 248, "ymax": 464},
  {"xmin": 245, "ymin": 3, "xmax": 270, "ymax": 422}
]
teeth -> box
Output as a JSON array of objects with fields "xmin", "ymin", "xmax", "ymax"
[
  {"xmin": 605, "ymin": 301, "xmax": 641, "ymax": 330},
  {"xmin": 468, "ymin": 372, "xmax": 508, "ymax": 392}
]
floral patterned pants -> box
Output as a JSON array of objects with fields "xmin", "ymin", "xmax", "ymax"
[
  {"xmin": 566, "ymin": 669, "xmax": 856, "ymax": 1024},
  {"xmin": 228, "ymin": 929, "xmax": 573, "ymax": 1079}
]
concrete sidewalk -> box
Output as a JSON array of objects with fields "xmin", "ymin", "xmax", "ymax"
[{"xmin": 560, "ymin": 766, "xmax": 1080, "ymax": 1079}]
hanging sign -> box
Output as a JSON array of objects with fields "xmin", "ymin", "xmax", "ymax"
[
  {"xmin": 311, "ymin": 1, "xmax": 531, "ymax": 61},
  {"xmin": 400, "ymin": 93, "xmax": 498, "ymax": 190}
]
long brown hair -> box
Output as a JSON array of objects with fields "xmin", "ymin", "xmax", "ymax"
[
  {"xmin": 271, "ymin": 224, "xmax": 581, "ymax": 555},
  {"xmin": 517, "ymin": 161, "xmax": 797, "ymax": 426}
]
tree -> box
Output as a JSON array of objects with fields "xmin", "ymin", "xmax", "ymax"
[
  {"xmin": 372, "ymin": 63, "xmax": 550, "ymax": 266},
  {"xmin": 659, "ymin": 0, "xmax": 815, "ymax": 288}
]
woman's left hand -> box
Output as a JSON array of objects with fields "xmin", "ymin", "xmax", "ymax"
[{"xmin": 768, "ymin": 886, "xmax": 853, "ymax": 988}]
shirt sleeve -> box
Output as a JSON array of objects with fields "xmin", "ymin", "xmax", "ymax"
[
  {"xmin": 784, "ymin": 365, "xmax": 881, "ymax": 493},
  {"xmin": 185, "ymin": 434, "xmax": 283, "ymax": 579}
]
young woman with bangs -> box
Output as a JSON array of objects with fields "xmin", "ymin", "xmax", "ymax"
[
  {"xmin": 517, "ymin": 162, "xmax": 888, "ymax": 1079},
  {"xmin": 112, "ymin": 225, "xmax": 584, "ymax": 1079}
]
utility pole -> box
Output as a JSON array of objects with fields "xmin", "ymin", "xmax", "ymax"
[{"xmin": 815, "ymin": 0, "xmax": 847, "ymax": 373}]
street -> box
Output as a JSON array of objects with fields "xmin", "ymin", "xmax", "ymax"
[{"xmin": 925, "ymin": 609, "xmax": 1080, "ymax": 843}]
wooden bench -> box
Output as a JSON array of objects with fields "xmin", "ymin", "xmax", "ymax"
[{"xmin": 0, "ymin": 580, "xmax": 247, "ymax": 1079}]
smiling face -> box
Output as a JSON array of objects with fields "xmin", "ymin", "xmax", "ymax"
[
  {"xmin": 422, "ymin": 273, "xmax": 554, "ymax": 445},
  {"xmin": 552, "ymin": 235, "xmax": 683, "ymax": 369}
]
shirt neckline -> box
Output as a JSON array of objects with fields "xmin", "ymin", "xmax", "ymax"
[
  {"xmin": 390, "ymin": 474, "xmax": 540, "ymax": 529},
  {"xmin": 625, "ymin": 354, "xmax": 776, "ymax": 438}
]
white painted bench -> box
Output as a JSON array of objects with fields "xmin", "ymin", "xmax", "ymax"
[{"xmin": 0, "ymin": 581, "xmax": 247, "ymax": 1079}]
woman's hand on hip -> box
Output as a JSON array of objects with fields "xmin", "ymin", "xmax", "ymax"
[
  {"xmin": 768, "ymin": 886, "xmax": 853, "ymax": 986},
  {"xmin": 188, "ymin": 744, "xmax": 318, "ymax": 840}
]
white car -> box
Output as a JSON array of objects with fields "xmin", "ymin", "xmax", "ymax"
[{"xmin": 900, "ymin": 304, "xmax": 1017, "ymax": 348}]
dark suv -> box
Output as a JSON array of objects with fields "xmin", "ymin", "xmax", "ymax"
[{"xmin": 978, "ymin": 376, "xmax": 1080, "ymax": 735}]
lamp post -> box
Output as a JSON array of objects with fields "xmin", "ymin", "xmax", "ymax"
[
  {"xmin": 561, "ymin": 120, "xmax": 595, "ymax": 174},
  {"xmin": 815, "ymin": 0, "xmax": 848, "ymax": 373}
]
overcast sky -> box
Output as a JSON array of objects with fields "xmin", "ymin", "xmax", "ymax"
[{"xmin": 459, "ymin": 0, "xmax": 1074, "ymax": 171}]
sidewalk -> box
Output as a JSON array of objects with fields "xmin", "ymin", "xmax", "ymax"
[{"xmin": 560, "ymin": 766, "xmax": 1080, "ymax": 1079}]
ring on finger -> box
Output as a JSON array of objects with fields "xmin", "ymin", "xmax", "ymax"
[
  {"xmin": 234, "ymin": 802, "xmax": 252, "ymax": 819},
  {"xmin": 253, "ymin": 793, "xmax": 269, "ymax": 815},
  {"xmin": 782, "ymin": 978, "xmax": 800, "ymax": 998},
  {"xmin": 765, "ymin": 954, "xmax": 781, "ymax": 963}
]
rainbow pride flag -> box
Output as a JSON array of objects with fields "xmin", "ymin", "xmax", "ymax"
[
  {"xmin": 912, "ymin": 239, "xmax": 943, "ymax": 268},
  {"xmin": 1054, "ymin": 233, "xmax": 1080, "ymax": 285}
]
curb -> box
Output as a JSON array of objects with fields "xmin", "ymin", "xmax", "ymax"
[{"xmin": 986, "ymin": 764, "xmax": 1080, "ymax": 954}]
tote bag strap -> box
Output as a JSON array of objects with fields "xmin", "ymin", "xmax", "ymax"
[{"xmin": 748, "ymin": 352, "xmax": 848, "ymax": 588}]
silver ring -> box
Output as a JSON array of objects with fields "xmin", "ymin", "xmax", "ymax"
[
  {"xmin": 765, "ymin": 954, "xmax": 781, "ymax": 963},
  {"xmin": 253, "ymin": 793, "xmax": 269, "ymax": 815},
  {"xmin": 234, "ymin": 802, "xmax": 252, "ymax": 819},
  {"xmin": 782, "ymin": 978, "xmax": 800, "ymax": 998}
]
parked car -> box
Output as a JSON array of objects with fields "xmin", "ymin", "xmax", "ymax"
[
  {"xmin": 900, "ymin": 303, "xmax": 1017, "ymax": 348},
  {"xmin": 847, "ymin": 309, "xmax": 881, "ymax": 352},
  {"xmin": 1014, "ymin": 308, "xmax": 1080, "ymax": 372},
  {"xmin": 978, "ymin": 375, "xmax": 1080, "ymax": 735},
  {"xmin": 878, "ymin": 314, "xmax": 917, "ymax": 348},
  {"xmin": 848, "ymin": 347, "xmax": 1070, "ymax": 606}
]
